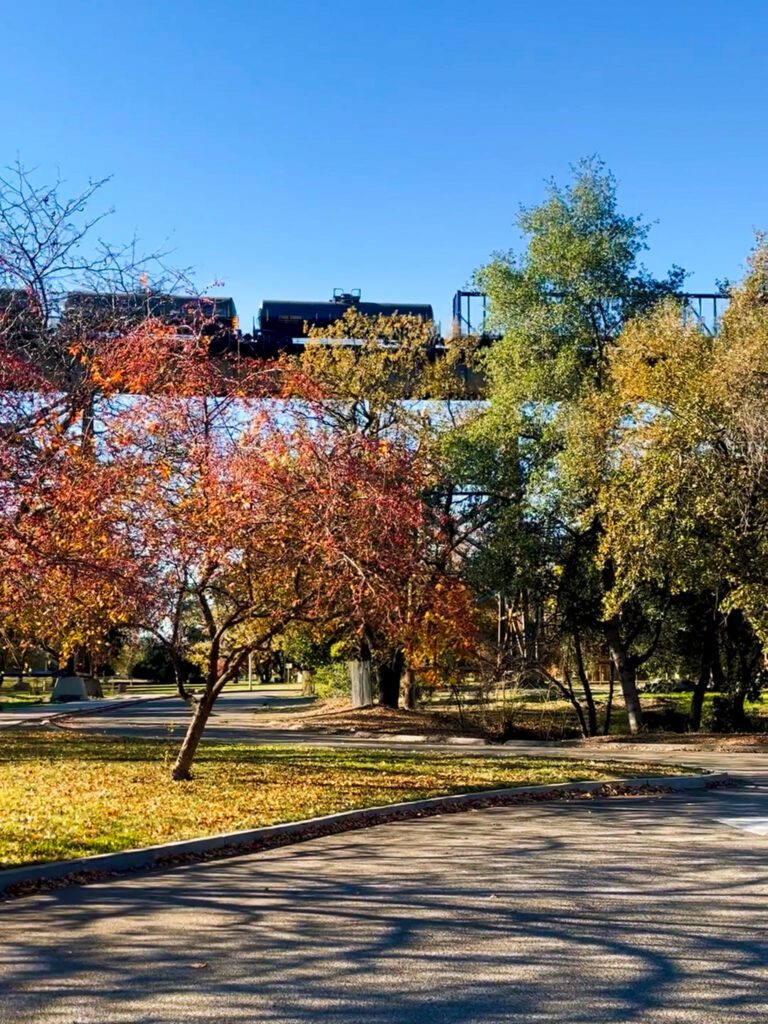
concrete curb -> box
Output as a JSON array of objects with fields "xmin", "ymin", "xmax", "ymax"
[
  {"xmin": 0, "ymin": 770, "xmax": 730, "ymax": 898},
  {"xmin": 336, "ymin": 731, "xmax": 560, "ymax": 747},
  {"xmin": 346, "ymin": 730, "xmax": 490, "ymax": 745}
]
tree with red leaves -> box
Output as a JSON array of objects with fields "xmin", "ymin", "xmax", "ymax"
[{"xmin": 116, "ymin": 396, "xmax": 433, "ymax": 777}]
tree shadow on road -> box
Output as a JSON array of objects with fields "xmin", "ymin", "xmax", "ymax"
[{"xmin": 2, "ymin": 789, "xmax": 768, "ymax": 1022}]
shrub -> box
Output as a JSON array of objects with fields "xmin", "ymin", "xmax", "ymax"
[
  {"xmin": 131, "ymin": 642, "xmax": 203, "ymax": 686},
  {"xmin": 310, "ymin": 662, "xmax": 351, "ymax": 699}
]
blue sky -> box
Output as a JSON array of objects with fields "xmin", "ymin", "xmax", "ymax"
[{"xmin": 3, "ymin": 0, "xmax": 766, "ymax": 329}]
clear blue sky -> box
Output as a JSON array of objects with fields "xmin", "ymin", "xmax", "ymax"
[{"xmin": 3, "ymin": 0, "xmax": 766, "ymax": 329}]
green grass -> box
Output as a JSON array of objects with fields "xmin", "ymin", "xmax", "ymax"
[
  {"xmin": 0, "ymin": 730, "xmax": 695, "ymax": 869},
  {"xmin": 0, "ymin": 692, "xmax": 45, "ymax": 711}
]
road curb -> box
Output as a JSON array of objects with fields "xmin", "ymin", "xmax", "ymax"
[
  {"xmin": 0, "ymin": 770, "xmax": 730, "ymax": 899},
  {"xmin": 349, "ymin": 731, "xmax": 490, "ymax": 745}
]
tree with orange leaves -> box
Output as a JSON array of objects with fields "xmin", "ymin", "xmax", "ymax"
[
  {"xmin": 1, "ymin": 165, "xmax": 478, "ymax": 776},
  {"xmin": 97, "ymin": 387, "xmax": 434, "ymax": 777},
  {"xmin": 0, "ymin": 164, "xmax": 239, "ymax": 677}
]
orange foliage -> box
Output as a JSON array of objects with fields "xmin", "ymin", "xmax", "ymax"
[{"xmin": 404, "ymin": 577, "xmax": 480, "ymax": 688}]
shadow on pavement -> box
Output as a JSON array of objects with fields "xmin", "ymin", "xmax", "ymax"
[{"xmin": 2, "ymin": 787, "xmax": 768, "ymax": 1022}]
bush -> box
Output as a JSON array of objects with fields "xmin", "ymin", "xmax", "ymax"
[
  {"xmin": 310, "ymin": 663, "xmax": 351, "ymax": 698},
  {"xmin": 642, "ymin": 705, "xmax": 689, "ymax": 732},
  {"xmin": 704, "ymin": 695, "xmax": 744, "ymax": 733}
]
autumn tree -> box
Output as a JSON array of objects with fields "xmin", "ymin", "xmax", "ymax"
[
  {"xmin": 594, "ymin": 244, "xmax": 768, "ymax": 729},
  {"xmin": 284, "ymin": 308, "xmax": 481, "ymax": 709},
  {"xmin": 109, "ymin": 386, "xmax": 438, "ymax": 777},
  {"xmin": 0, "ymin": 163, "xmax": 232, "ymax": 673}
]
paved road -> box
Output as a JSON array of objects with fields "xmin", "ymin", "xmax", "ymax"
[
  {"xmin": 60, "ymin": 688, "xmax": 319, "ymax": 743},
  {"xmin": 0, "ymin": 693, "xmax": 170, "ymax": 730},
  {"xmin": 30, "ymin": 690, "xmax": 768, "ymax": 780},
  {"xmin": 2, "ymin": 779, "xmax": 768, "ymax": 1022},
  {"xmin": 0, "ymin": 688, "xmax": 310, "ymax": 732}
]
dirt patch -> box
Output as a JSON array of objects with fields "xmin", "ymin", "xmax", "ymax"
[
  {"xmin": 576, "ymin": 733, "xmax": 768, "ymax": 752},
  {"xmin": 254, "ymin": 700, "xmax": 487, "ymax": 738}
]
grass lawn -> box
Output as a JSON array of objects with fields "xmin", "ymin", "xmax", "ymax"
[
  {"xmin": 0, "ymin": 692, "xmax": 45, "ymax": 711},
  {"xmin": 0, "ymin": 730, "xmax": 696, "ymax": 870}
]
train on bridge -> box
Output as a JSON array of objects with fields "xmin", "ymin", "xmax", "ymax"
[
  {"xmin": 52, "ymin": 288, "xmax": 438, "ymax": 358},
  {"xmin": 1, "ymin": 285, "xmax": 729, "ymax": 359}
]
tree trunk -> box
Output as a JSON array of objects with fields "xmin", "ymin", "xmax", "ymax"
[
  {"xmin": 573, "ymin": 626, "xmax": 598, "ymax": 736},
  {"xmin": 400, "ymin": 666, "xmax": 416, "ymax": 709},
  {"xmin": 172, "ymin": 690, "xmax": 215, "ymax": 780},
  {"xmin": 689, "ymin": 614, "xmax": 717, "ymax": 732},
  {"xmin": 521, "ymin": 589, "xmax": 537, "ymax": 667},
  {"xmin": 603, "ymin": 663, "xmax": 616, "ymax": 735},
  {"xmin": 604, "ymin": 624, "xmax": 643, "ymax": 733},
  {"xmin": 348, "ymin": 659, "xmax": 373, "ymax": 707},
  {"xmin": 688, "ymin": 665, "xmax": 709, "ymax": 733},
  {"xmin": 731, "ymin": 687, "xmax": 748, "ymax": 731},
  {"xmin": 711, "ymin": 645, "xmax": 725, "ymax": 689},
  {"xmin": 377, "ymin": 649, "xmax": 404, "ymax": 709}
]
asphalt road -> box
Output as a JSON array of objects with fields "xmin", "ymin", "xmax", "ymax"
[
  {"xmin": 3, "ymin": 691, "xmax": 768, "ymax": 1022},
  {"xmin": 37, "ymin": 690, "xmax": 768, "ymax": 777},
  {"xmin": 2, "ymin": 778, "xmax": 768, "ymax": 1022},
  {"xmin": 56, "ymin": 689, "xmax": 327, "ymax": 747}
]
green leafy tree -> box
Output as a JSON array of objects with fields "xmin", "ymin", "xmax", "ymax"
[
  {"xmin": 474, "ymin": 159, "xmax": 685, "ymax": 733},
  {"xmin": 595, "ymin": 245, "xmax": 768, "ymax": 729}
]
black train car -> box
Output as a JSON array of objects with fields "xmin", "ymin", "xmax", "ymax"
[
  {"xmin": 257, "ymin": 289, "xmax": 434, "ymax": 354},
  {"xmin": 61, "ymin": 292, "xmax": 238, "ymax": 351},
  {"xmin": 0, "ymin": 289, "xmax": 41, "ymax": 343}
]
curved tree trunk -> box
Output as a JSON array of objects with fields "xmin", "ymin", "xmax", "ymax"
[
  {"xmin": 172, "ymin": 689, "xmax": 215, "ymax": 780},
  {"xmin": 688, "ymin": 665, "xmax": 709, "ymax": 733}
]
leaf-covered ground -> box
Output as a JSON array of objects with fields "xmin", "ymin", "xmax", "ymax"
[{"xmin": 0, "ymin": 730, "xmax": 695, "ymax": 869}]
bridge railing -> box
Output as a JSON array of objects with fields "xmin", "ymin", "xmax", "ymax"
[{"xmin": 451, "ymin": 289, "xmax": 731, "ymax": 339}]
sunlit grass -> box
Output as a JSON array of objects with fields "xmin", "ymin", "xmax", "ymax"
[
  {"xmin": 0, "ymin": 729, "xmax": 694, "ymax": 869},
  {"xmin": 0, "ymin": 692, "xmax": 45, "ymax": 710}
]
